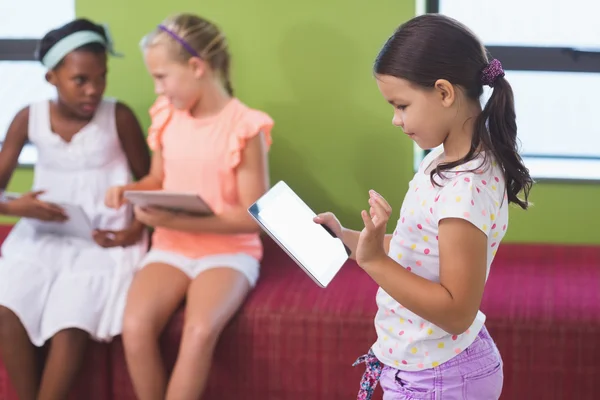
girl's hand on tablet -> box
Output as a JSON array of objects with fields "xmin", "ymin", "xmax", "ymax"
[
  {"xmin": 5, "ymin": 191, "xmax": 68, "ymax": 222},
  {"xmin": 134, "ymin": 205, "xmax": 179, "ymax": 228},
  {"xmin": 313, "ymin": 212, "xmax": 343, "ymax": 238},
  {"xmin": 105, "ymin": 185, "xmax": 127, "ymax": 209}
]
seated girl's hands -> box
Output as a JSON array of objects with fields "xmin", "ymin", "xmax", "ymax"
[
  {"xmin": 105, "ymin": 186, "xmax": 127, "ymax": 209},
  {"xmin": 93, "ymin": 221, "xmax": 145, "ymax": 248},
  {"xmin": 313, "ymin": 212, "xmax": 343, "ymax": 238},
  {"xmin": 134, "ymin": 206, "xmax": 177, "ymax": 228},
  {"xmin": 4, "ymin": 191, "xmax": 68, "ymax": 221},
  {"xmin": 356, "ymin": 190, "xmax": 392, "ymax": 269}
]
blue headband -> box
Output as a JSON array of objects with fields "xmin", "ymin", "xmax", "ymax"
[{"xmin": 42, "ymin": 25, "xmax": 122, "ymax": 69}]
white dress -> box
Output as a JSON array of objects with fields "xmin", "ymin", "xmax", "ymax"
[{"xmin": 0, "ymin": 98, "xmax": 148, "ymax": 347}]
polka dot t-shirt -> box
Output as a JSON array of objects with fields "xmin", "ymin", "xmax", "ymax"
[{"xmin": 372, "ymin": 148, "xmax": 509, "ymax": 371}]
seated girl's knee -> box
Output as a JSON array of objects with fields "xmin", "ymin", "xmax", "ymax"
[
  {"xmin": 121, "ymin": 316, "xmax": 140, "ymax": 335},
  {"xmin": 182, "ymin": 321, "xmax": 220, "ymax": 348},
  {"xmin": 122, "ymin": 313, "xmax": 155, "ymax": 341},
  {"xmin": 121, "ymin": 319, "xmax": 160, "ymax": 357}
]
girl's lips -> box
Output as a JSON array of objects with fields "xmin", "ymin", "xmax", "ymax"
[{"xmin": 80, "ymin": 102, "xmax": 99, "ymax": 114}]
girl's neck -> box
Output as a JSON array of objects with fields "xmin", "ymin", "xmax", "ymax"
[
  {"xmin": 442, "ymin": 102, "xmax": 481, "ymax": 162},
  {"xmin": 52, "ymin": 98, "xmax": 93, "ymax": 122},
  {"xmin": 188, "ymin": 81, "xmax": 232, "ymax": 120}
]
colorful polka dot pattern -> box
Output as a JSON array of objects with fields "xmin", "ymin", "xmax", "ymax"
[{"xmin": 371, "ymin": 150, "xmax": 509, "ymax": 371}]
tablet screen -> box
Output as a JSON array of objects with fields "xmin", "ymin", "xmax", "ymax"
[{"xmin": 250, "ymin": 182, "xmax": 349, "ymax": 287}]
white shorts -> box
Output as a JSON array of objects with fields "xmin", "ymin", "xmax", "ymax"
[{"xmin": 139, "ymin": 250, "xmax": 260, "ymax": 287}]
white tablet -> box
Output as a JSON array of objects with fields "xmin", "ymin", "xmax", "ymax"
[
  {"xmin": 248, "ymin": 181, "xmax": 351, "ymax": 288},
  {"xmin": 124, "ymin": 190, "xmax": 213, "ymax": 216},
  {"xmin": 27, "ymin": 202, "xmax": 94, "ymax": 241}
]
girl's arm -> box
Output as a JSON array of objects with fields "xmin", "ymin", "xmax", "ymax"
[
  {"xmin": 98, "ymin": 103, "xmax": 152, "ymax": 241},
  {"xmin": 166, "ymin": 132, "xmax": 269, "ymax": 234},
  {"xmin": 123, "ymin": 150, "xmax": 164, "ymax": 192},
  {"xmin": 0, "ymin": 108, "xmax": 29, "ymax": 215},
  {"xmin": 115, "ymin": 103, "xmax": 151, "ymax": 180},
  {"xmin": 0, "ymin": 108, "xmax": 67, "ymax": 220},
  {"xmin": 114, "ymin": 102, "xmax": 162, "ymax": 192},
  {"xmin": 0, "ymin": 107, "xmax": 28, "ymax": 189},
  {"xmin": 362, "ymin": 218, "xmax": 487, "ymax": 335}
]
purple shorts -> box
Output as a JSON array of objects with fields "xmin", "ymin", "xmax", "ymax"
[{"xmin": 354, "ymin": 326, "xmax": 503, "ymax": 399}]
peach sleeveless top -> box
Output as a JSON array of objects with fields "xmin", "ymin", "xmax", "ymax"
[{"xmin": 147, "ymin": 96, "xmax": 274, "ymax": 260}]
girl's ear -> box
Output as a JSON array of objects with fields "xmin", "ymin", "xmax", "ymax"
[
  {"xmin": 187, "ymin": 57, "xmax": 206, "ymax": 79},
  {"xmin": 434, "ymin": 79, "xmax": 456, "ymax": 108},
  {"xmin": 45, "ymin": 70, "xmax": 58, "ymax": 86}
]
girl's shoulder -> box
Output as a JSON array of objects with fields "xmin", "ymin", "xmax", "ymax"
[
  {"xmin": 429, "ymin": 154, "xmax": 507, "ymax": 237},
  {"xmin": 226, "ymin": 98, "xmax": 273, "ymax": 129},
  {"xmin": 423, "ymin": 150, "xmax": 504, "ymax": 187},
  {"xmin": 435, "ymin": 153, "xmax": 506, "ymax": 207},
  {"xmin": 223, "ymin": 98, "xmax": 275, "ymax": 169},
  {"xmin": 449, "ymin": 153, "xmax": 505, "ymax": 188}
]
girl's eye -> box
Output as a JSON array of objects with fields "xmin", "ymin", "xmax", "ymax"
[{"xmin": 396, "ymin": 105, "xmax": 407, "ymax": 110}]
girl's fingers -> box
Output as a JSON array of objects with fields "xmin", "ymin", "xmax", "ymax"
[
  {"xmin": 361, "ymin": 210, "xmax": 375, "ymax": 231},
  {"xmin": 370, "ymin": 190, "xmax": 392, "ymax": 216},
  {"xmin": 369, "ymin": 196, "xmax": 390, "ymax": 227}
]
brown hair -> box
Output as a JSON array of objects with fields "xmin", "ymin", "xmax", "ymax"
[
  {"xmin": 141, "ymin": 13, "xmax": 234, "ymax": 96},
  {"xmin": 374, "ymin": 14, "xmax": 532, "ymax": 209}
]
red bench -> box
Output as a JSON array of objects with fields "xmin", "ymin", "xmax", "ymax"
[{"xmin": 1, "ymin": 225, "xmax": 598, "ymax": 399}]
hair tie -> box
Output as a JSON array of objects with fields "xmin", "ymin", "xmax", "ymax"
[
  {"xmin": 157, "ymin": 24, "xmax": 200, "ymax": 58},
  {"xmin": 41, "ymin": 25, "xmax": 122, "ymax": 70},
  {"xmin": 481, "ymin": 59, "xmax": 505, "ymax": 87}
]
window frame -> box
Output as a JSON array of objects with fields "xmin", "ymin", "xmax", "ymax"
[
  {"xmin": 420, "ymin": 0, "xmax": 600, "ymax": 183},
  {"xmin": 0, "ymin": 39, "xmax": 38, "ymax": 61},
  {"xmin": 0, "ymin": 39, "xmax": 41, "ymax": 167}
]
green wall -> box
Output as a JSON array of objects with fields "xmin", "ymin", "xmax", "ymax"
[{"xmin": 6, "ymin": 0, "xmax": 598, "ymax": 244}]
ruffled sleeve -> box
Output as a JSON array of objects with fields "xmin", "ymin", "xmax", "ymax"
[
  {"xmin": 227, "ymin": 109, "xmax": 274, "ymax": 168},
  {"xmin": 147, "ymin": 96, "xmax": 174, "ymax": 151}
]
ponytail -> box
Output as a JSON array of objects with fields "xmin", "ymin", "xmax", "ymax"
[
  {"xmin": 474, "ymin": 76, "xmax": 532, "ymax": 210},
  {"xmin": 430, "ymin": 70, "xmax": 533, "ymax": 210},
  {"xmin": 373, "ymin": 13, "xmax": 534, "ymax": 206},
  {"xmin": 222, "ymin": 56, "xmax": 234, "ymax": 96}
]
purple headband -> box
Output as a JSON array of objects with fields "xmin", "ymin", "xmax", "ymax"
[
  {"xmin": 157, "ymin": 24, "xmax": 201, "ymax": 58},
  {"xmin": 481, "ymin": 59, "xmax": 505, "ymax": 87}
]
